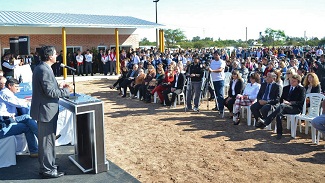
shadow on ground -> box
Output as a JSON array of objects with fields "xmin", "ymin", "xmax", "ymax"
[
  {"xmin": 81, "ymin": 79, "xmax": 325, "ymax": 166},
  {"xmin": 0, "ymin": 146, "xmax": 139, "ymax": 183}
]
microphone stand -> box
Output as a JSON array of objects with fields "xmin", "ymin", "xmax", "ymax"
[{"xmin": 67, "ymin": 70, "xmax": 78, "ymax": 100}]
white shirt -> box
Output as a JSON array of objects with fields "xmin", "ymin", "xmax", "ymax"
[
  {"xmin": 109, "ymin": 53, "xmax": 116, "ymax": 61},
  {"xmin": 174, "ymin": 74, "xmax": 179, "ymax": 88},
  {"xmin": 0, "ymin": 87, "xmax": 29, "ymax": 116},
  {"xmin": 85, "ymin": 53, "xmax": 93, "ymax": 62},
  {"xmin": 133, "ymin": 55, "xmax": 140, "ymax": 64},
  {"xmin": 316, "ymin": 49, "xmax": 323, "ymax": 56},
  {"xmin": 231, "ymin": 79, "xmax": 237, "ymax": 96},
  {"xmin": 101, "ymin": 55, "xmax": 108, "ymax": 63},
  {"xmin": 243, "ymin": 82, "xmax": 261, "ymax": 101},
  {"xmin": 210, "ymin": 59, "xmax": 226, "ymax": 81},
  {"xmin": 76, "ymin": 55, "xmax": 84, "ymax": 63}
]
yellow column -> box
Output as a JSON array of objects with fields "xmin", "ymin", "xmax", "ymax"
[
  {"xmin": 62, "ymin": 27, "xmax": 67, "ymax": 80},
  {"xmin": 159, "ymin": 29, "xmax": 163, "ymax": 52},
  {"xmin": 161, "ymin": 30, "xmax": 165, "ymax": 53},
  {"xmin": 115, "ymin": 28, "xmax": 120, "ymax": 74}
]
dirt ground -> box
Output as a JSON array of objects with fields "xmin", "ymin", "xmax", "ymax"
[{"xmin": 77, "ymin": 78, "xmax": 325, "ymax": 183}]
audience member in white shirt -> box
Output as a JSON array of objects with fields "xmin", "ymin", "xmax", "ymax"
[{"xmin": 233, "ymin": 73, "xmax": 261, "ymax": 125}]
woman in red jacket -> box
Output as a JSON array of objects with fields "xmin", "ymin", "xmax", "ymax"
[{"xmin": 151, "ymin": 65, "xmax": 175, "ymax": 104}]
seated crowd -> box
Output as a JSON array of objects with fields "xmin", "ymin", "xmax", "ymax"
[
  {"xmin": 110, "ymin": 46, "xmax": 325, "ymax": 140},
  {"xmin": 1, "ymin": 45, "xmax": 325, "ymax": 161}
]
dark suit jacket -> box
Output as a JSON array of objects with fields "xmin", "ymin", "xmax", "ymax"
[
  {"xmin": 126, "ymin": 69, "xmax": 139, "ymax": 79},
  {"xmin": 228, "ymin": 79, "xmax": 244, "ymax": 98},
  {"xmin": 170, "ymin": 73, "xmax": 185, "ymax": 90},
  {"xmin": 281, "ymin": 85, "xmax": 306, "ymax": 112},
  {"xmin": 256, "ymin": 82, "xmax": 281, "ymax": 105},
  {"xmin": 30, "ymin": 62, "xmax": 70, "ymax": 122},
  {"xmin": 304, "ymin": 84, "xmax": 321, "ymax": 94}
]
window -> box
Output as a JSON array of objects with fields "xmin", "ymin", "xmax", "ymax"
[
  {"xmin": 98, "ymin": 46, "xmax": 106, "ymax": 53},
  {"xmin": 110, "ymin": 45, "xmax": 132, "ymax": 52},
  {"xmin": 67, "ymin": 46, "xmax": 82, "ymax": 54},
  {"xmin": 2, "ymin": 48, "xmax": 10, "ymax": 55}
]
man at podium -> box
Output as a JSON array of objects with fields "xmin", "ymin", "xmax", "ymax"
[{"xmin": 30, "ymin": 46, "xmax": 71, "ymax": 179}]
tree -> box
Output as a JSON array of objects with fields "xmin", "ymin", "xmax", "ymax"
[
  {"xmin": 264, "ymin": 28, "xmax": 286, "ymax": 46},
  {"xmin": 318, "ymin": 37, "xmax": 325, "ymax": 46},
  {"xmin": 139, "ymin": 37, "xmax": 155, "ymax": 46},
  {"xmin": 192, "ymin": 36, "xmax": 200, "ymax": 42},
  {"xmin": 202, "ymin": 37, "xmax": 213, "ymax": 41},
  {"xmin": 164, "ymin": 29, "xmax": 186, "ymax": 47}
]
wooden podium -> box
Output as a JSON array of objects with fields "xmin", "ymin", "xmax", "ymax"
[{"xmin": 59, "ymin": 94, "xmax": 108, "ymax": 173}]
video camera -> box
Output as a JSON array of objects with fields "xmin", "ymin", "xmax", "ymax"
[{"xmin": 201, "ymin": 54, "xmax": 212, "ymax": 71}]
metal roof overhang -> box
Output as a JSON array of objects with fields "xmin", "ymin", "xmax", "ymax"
[
  {"xmin": 0, "ymin": 11, "xmax": 164, "ymax": 29},
  {"xmin": 0, "ymin": 23, "xmax": 163, "ymax": 29}
]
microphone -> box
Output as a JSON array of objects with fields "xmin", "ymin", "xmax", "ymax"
[{"xmin": 60, "ymin": 63, "xmax": 76, "ymax": 72}]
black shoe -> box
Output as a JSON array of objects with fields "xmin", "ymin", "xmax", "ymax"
[
  {"xmin": 208, "ymin": 97, "xmax": 215, "ymax": 101},
  {"xmin": 29, "ymin": 153, "xmax": 38, "ymax": 158},
  {"xmin": 55, "ymin": 134, "xmax": 61, "ymax": 140},
  {"xmin": 233, "ymin": 119, "xmax": 240, "ymax": 125},
  {"xmin": 40, "ymin": 170, "xmax": 65, "ymax": 179},
  {"xmin": 211, "ymin": 107, "xmax": 218, "ymax": 111},
  {"xmin": 255, "ymin": 122, "xmax": 266, "ymax": 129},
  {"xmin": 276, "ymin": 134, "xmax": 282, "ymax": 140},
  {"xmin": 121, "ymin": 95, "xmax": 126, "ymax": 98}
]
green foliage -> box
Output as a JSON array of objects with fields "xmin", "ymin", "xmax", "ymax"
[
  {"xmin": 139, "ymin": 37, "xmax": 156, "ymax": 46},
  {"xmin": 143, "ymin": 28, "xmax": 324, "ymax": 49},
  {"xmin": 319, "ymin": 37, "xmax": 325, "ymax": 46},
  {"xmin": 192, "ymin": 36, "xmax": 200, "ymax": 42},
  {"xmin": 164, "ymin": 29, "xmax": 186, "ymax": 47},
  {"xmin": 178, "ymin": 41, "xmax": 193, "ymax": 49}
]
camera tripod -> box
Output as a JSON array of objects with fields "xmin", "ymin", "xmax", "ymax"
[
  {"xmin": 198, "ymin": 70, "xmax": 218, "ymax": 110},
  {"xmin": 184, "ymin": 76, "xmax": 191, "ymax": 112}
]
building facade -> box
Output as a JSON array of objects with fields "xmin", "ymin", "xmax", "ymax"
[{"xmin": 0, "ymin": 27, "xmax": 139, "ymax": 55}]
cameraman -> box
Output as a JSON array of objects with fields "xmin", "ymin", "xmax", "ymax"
[
  {"xmin": 209, "ymin": 50, "xmax": 226, "ymax": 117},
  {"xmin": 186, "ymin": 57, "xmax": 203, "ymax": 111}
]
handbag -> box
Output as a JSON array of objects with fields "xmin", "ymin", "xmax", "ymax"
[
  {"xmin": 174, "ymin": 89, "xmax": 182, "ymax": 95},
  {"xmin": 161, "ymin": 82, "xmax": 169, "ymax": 87}
]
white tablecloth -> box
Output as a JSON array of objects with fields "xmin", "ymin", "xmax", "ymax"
[
  {"xmin": 0, "ymin": 136, "xmax": 16, "ymax": 168},
  {"xmin": 0, "ymin": 88, "xmax": 75, "ymax": 168}
]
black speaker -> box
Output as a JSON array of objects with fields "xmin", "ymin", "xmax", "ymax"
[
  {"xmin": 9, "ymin": 37, "xmax": 19, "ymax": 55},
  {"xmin": 19, "ymin": 36, "xmax": 30, "ymax": 55}
]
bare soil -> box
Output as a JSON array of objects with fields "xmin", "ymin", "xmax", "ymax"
[{"xmin": 78, "ymin": 79, "xmax": 325, "ymax": 183}]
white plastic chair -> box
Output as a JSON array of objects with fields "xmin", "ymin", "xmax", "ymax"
[
  {"xmin": 252, "ymin": 110, "xmax": 273, "ymax": 131},
  {"xmin": 224, "ymin": 72, "xmax": 232, "ymax": 97},
  {"xmin": 153, "ymin": 92, "xmax": 158, "ymax": 103},
  {"xmin": 316, "ymin": 130, "xmax": 324, "ymax": 145},
  {"xmin": 241, "ymin": 105, "xmax": 252, "ymax": 126},
  {"xmin": 292, "ymin": 93, "xmax": 325, "ymax": 140},
  {"xmin": 232, "ymin": 105, "xmax": 253, "ymax": 126},
  {"xmin": 173, "ymin": 84, "xmax": 186, "ymax": 108}
]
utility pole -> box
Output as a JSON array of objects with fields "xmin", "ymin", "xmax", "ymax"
[{"xmin": 153, "ymin": 0, "xmax": 159, "ymax": 48}]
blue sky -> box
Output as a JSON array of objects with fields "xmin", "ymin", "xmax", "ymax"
[{"xmin": 1, "ymin": 0, "xmax": 324, "ymax": 41}]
